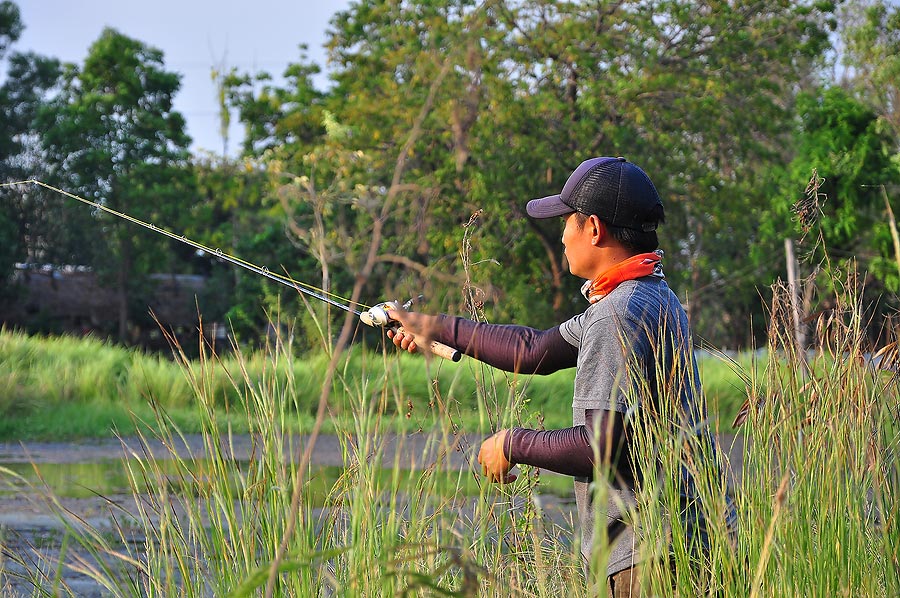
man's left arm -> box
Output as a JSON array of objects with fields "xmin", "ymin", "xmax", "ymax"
[{"xmin": 478, "ymin": 409, "xmax": 631, "ymax": 481}]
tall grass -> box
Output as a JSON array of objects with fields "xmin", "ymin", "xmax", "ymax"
[
  {"xmin": 4, "ymin": 319, "xmax": 590, "ymax": 596},
  {"xmin": 733, "ymin": 281, "xmax": 899, "ymax": 596},
  {"xmin": 3, "ymin": 280, "xmax": 897, "ymax": 596},
  {"xmin": 619, "ymin": 277, "xmax": 899, "ymax": 596}
]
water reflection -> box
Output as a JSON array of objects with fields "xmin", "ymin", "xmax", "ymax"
[{"xmin": 0, "ymin": 457, "xmax": 575, "ymax": 503}]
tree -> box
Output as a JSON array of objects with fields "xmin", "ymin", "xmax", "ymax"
[
  {"xmin": 187, "ymin": 154, "xmax": 294, "ymax": 344},
  {"xmin": 37, "ymin": 28, "xmax": 193, "ymax": 342},
  {"xmin": 321, "ymin": 0, "xmax": 838, "ymax": 335},
  {"xmin": 841, "ymin": 0, "xmax": 900, "ymax": 139},
  {"xmin": 0, "ymin": 0, "xmax": 20, "ymax": 55},
  {"xmin": 0, "ymin": 1, "xmax": 62, "ymax": 305},
  {"xmin": 222, "ymin": 46, "xmax": 326, "ymax": 159},
  {"xmin": 228, "ymin": 2, "xmax": 489, "ymax": 322},
  {"xmin": 0, "ymin": 0, "xmax": 24, "ymax": 289},
  {"xmin": 778, "ymin": 87, "xmax": 900, "ymax": 288},
  {"xmin": 218, "ymin": 0, "xmax": 840, "ymax": 347}
]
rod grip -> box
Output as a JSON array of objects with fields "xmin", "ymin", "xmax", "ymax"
[{"xmin": 396, "ymin": 326, "xmax": 461, "ymax": 362}]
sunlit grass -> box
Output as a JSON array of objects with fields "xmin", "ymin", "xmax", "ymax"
[
  {"xmin": 0, "ymin": 326, "xmax": 748, "ymax": 440},
  {"xmin": 3, "ymin": 273, "xmax": 897, "ymax": 595}
]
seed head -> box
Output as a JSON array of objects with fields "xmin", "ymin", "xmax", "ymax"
[{"xmin": 793, "ymin": 169, "xmax": 825, "ymax": 239}]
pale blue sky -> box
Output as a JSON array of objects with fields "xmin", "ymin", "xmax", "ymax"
[{"xmin": 13, "ymin": 0, "xmax": 352, "ymax": 156}]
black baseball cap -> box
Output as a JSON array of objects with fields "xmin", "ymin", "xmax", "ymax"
[{"xmin": 525, "ymin": 157, "xmax": 664, "ymax": 232}]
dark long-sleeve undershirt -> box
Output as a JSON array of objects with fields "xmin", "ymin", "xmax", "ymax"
[
  {"xmin": 430, "ymin": 314, "xmax": 632, "ymax": 481},
  {"xmin": 504, "ymin": 410, "xmax": 632, "ymax": 480},
  {"xmin": 430, "ymin": 315, "xmax": 577, "ymax": 375}
]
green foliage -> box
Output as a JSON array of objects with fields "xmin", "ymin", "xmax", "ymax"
[
  {"xmin": 0, "ymin": 3, "xmax": 61, "ymax": 301},
  {"xmin": 186, "ymin": 155, "xmax": 297, "ymax": 341},
  {"xmin": 35, "ymin": 28, "xmax": 195, "ymax": 341},
  {"xmin": 221, "ymin": 45, "xmax": 326, "ymax": 158},
  {"xmin": 774, "ymin": 87, "xmax": 900, "ymax": 294},
  {"xmin": 3, "ymin": 3, "xmax": 900, "ymax": 593},
  {"xmin": 842, "ymin": 0, "xmax": 900, "ymax": 138},
  {"xmin": 0, "ymin": 0, "xmax": 21, "ymax": 55},
  {"xmin": 272, "ymin": 0, "xmax": 840, "ymax": 337},
  {"xmin": 3, "ymin": 0, "xmax": 899, "ymax": 350}
]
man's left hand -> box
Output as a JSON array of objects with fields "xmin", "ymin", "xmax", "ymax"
[{"xmin": 478, "ymin": 429, "xmax": 516, "ymax": 483}]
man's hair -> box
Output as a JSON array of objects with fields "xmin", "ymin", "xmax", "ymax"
[{"xmin": 574, "ymin": 205, "xmax": 665, "ymax": 253}]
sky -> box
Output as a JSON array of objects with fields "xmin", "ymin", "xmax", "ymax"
[{"xmin": 11, "ymin": 0, "xmax": 353, "ymax": 156}]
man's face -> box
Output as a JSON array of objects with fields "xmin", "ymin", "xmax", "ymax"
[{"xmin": 561, "ymin": 212, "xmax": 595, "ymax": 279}]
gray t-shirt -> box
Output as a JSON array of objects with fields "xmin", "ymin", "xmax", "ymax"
[{"xmin": 559, "ymin": 276, "xmax": 704, "ymax": 576}]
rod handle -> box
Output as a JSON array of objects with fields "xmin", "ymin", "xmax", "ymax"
[{"xmin": 396, "ymin": 326, "xmax": 461, "ymax": 362}]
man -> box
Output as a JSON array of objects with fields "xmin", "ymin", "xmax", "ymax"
[{"xmin": 389, "ymin": 157, "xmax": 729, "ymax": 595}]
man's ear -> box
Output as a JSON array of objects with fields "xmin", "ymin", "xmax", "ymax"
[{"xmin": 589, "ymin": 215, "xmax": 606, "ymax": 245}]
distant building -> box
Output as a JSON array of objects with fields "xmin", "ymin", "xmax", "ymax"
[{"xmin": 1, "ymin": 264, "xmax": 227, "ymax": 349}]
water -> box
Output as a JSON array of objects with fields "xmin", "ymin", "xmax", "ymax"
[{"xmin": 0, "ymin": 434, "xmax": 585, "ymax": 596}]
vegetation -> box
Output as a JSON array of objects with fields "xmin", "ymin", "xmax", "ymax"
[
  {"xmin": 0, "ymin": 0, "xmax": 897, "ymax": 352},
  {"xmin": 1, "ymin": 267, "xmax": 896, "ymax": 596},
  {"xmin": 0, "ymin": 326, "xmax": 751, "ymax": 441},
  {"xmin": 1, "ymin": 1, "xmax": 899, "ymax": 594}
]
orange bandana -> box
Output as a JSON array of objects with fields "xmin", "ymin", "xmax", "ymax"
[{"xmin": 581, "ymin": 250, "xmax": 664, "ymax": 303}]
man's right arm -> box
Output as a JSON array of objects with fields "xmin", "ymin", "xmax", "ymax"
[{"xmin": 390, "ymin": 312, "xmax": 577, "ymax": 375}]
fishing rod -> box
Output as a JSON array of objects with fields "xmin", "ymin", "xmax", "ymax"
[{"xmin": 3, "ymin": 179, "xmax": 461, "ymax": 361}]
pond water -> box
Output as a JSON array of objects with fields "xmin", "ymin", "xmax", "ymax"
[
  {"xmin": 0, "ymin": 434, "xmax": 580, "ymax": 596},
  {"xmin": 0, "ymin": 433, "xmax": 743, "ymax": 596}
]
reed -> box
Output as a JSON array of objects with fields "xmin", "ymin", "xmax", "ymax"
[
  {"xmin": 619, "ymin": 275, "xmax": 899, "ymax": 596},
  {"xmin": 4, "ymin": 281, "xmax": 895, "ymax": 596}
]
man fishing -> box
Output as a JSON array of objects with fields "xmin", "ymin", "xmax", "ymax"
[{"xmin": 388, "ymin": 156, "xmax": 733, "ymax": 596}]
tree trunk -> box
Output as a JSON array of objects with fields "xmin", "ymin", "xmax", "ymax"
[
  {"xmin": 117, "ymin": 234, "xmax": 132, "ymax": 344},
  {"xmin": 527, "ymin": 220, "xmax": 566, "ymax": 314}
]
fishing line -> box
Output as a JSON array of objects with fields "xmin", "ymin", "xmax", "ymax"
[
  {"xmin": 3, "ymin": 179, "xmax": 462, "ymax": 361},
  {"xmin": 1, "ymin": 179, "xmax": 370, "ymax": 315}
]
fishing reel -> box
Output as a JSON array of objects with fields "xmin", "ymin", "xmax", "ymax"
[
  {"xmin": 358, "ymin": 296, "xmax": 461, "ymax": 362},
  {"xmin": 359, "ymin": 301, "xmax": 400, "ymax": 328},
  {"xmin": 359, "ymin": 295, "xmax": 422, "ymax": 328}
]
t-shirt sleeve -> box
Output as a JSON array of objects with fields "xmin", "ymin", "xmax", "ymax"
[{"xmin": 562, "ymin": 305, "xmax": 631, "ymax": 413}]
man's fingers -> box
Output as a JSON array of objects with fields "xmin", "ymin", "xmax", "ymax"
[
  {"xmin": 485, "ymin": 471, "xmax": 516, "ymax": 484},
  {"xmin": 387, "ymin": 329, "xmax": 419, "ymax": 353},
  {"xmin": 399, "ymin": 334, "xmax": 417, "ymax": 351}
]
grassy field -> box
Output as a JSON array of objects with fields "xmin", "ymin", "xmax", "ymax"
[
  {"xmin": 0, "ymin": 326, "xmax": 751, "ymax": 441},
  {"xmin": 1, "ymin": 292, "xmax": 897, "ymax": 596}
]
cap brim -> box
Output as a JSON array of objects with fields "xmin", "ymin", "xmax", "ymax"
[{"xmin": 526, "ymin": 194, "xmax": 575, "ymax": 219}]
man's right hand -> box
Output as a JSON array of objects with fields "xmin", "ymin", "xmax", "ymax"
[{"xmin": 386, "ymin": 309, "xmax": 430, "ymax": 354}]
